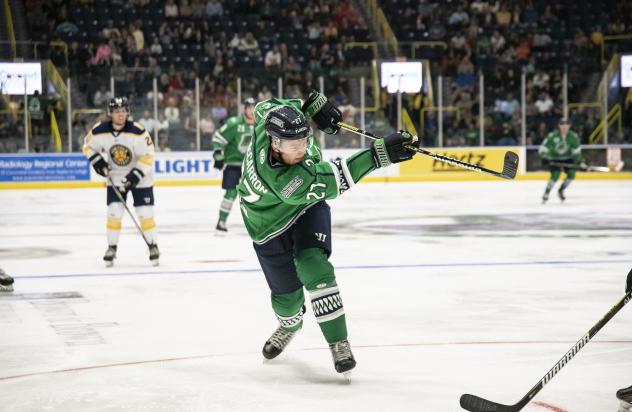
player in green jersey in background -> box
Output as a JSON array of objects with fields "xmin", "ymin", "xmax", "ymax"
[
  {"xmin": 212, "ymin": 98, "xmax": 256, "ymax": 232},
  {"xmin": 237, "ymin": 90, "xmax": 417, "ymax": 377},
  {"xmin": 538, "ymin": 118, "xmax": 585, "ymax": 203}
]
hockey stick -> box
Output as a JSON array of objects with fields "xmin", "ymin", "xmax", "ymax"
[
  {"xmin": 548, "ymin": 161, "xmax": 624, "ymax": 173},
  {"xmin": 336, "ymin": 122, "xmax": 519, "ymax": 179},
  {"xmin": 460, "ymin": 273, "xmax": 632, "ymax": 412},
  {"xmin": 107, "ymin": 177, "xmax": 152, "ymax": 247}
]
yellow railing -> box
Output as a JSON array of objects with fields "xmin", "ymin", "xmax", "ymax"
[
  {"xmin": 2, "ymin": 0, "xmax": 16, "ymax": 59},
  {"xmin": 589, "ymin": 103, "xmax": 622, "ymax": 144},
  {"xmin": 600, "ymin": 34, "xmax": 632, "ymax": 65},
  {"xmin": 402, "ymin": 108, "xmax": 417, "ymax": 136},
  {"xmin": 45, "ymin": 60, "xmax": 68, "ymax": 108},
  {"xmin": 410, "ymin": 41, "xmax": 448, "ymax": 60},
  {"xmin": 567, "ymin": 102, "xmax": 604, "ymax": 117},
  {"xmin": 597, "ymin": 54, "xmax": 619, "ymax": 104},
  {"xmin": 363, "ymin": 0, "xmax": 398, "ymax": 56},
  {"xmin": 344, "ymin": 41, "xmax": 379, "ymax": 60}
]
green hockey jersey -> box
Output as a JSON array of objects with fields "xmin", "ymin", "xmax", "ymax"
[
  {"xmin": 237, "ymin": 98, "xmax": 377, "ymax": 244},
  {"xmin": 212, "ymin": 115, "xmax": 255, "ymax": 165},
  {"xmin": 538, "ymin": 130, "xmax": 582, "ymax": 161}
]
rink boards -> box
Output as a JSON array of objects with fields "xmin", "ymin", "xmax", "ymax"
[{"xmin": 1, "ymin": 146, "xmax": 631, "ymax": 189}]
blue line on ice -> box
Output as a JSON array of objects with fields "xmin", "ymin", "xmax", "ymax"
[{"xmin": 14, "ymin": 258, "xmax": 632, "ymax": 279}]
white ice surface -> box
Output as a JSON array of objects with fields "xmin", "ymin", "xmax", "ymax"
[{"xmin": 1, "ymin": 180, "xmax": 631, "ymax": 412}]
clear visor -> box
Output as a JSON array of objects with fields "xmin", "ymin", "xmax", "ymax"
[{"xmin": 274, "ymin": 135, "xmax": 311, "ymax": 153}]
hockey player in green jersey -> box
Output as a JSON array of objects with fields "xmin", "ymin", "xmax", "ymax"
[
  {"xmin": 212, "ymin": 97, "xmax": 256, "ymax": 232},
  {"xmin": 237, "ymin": 90, "xmax": 417, "ymax": 377},
  {"xmin": 538, "ymin": 118, "xmax": 585, "ymax": 203}
]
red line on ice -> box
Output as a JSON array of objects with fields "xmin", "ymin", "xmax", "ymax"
[{"xmin": 533, "ymin": 400, "xmax": 568, "ymax": 412}]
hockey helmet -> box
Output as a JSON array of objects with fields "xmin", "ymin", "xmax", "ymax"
[
  {"xmin": 243, "ymin": 97, "xmax": 256, "ymax": 107},
  {"xmin": 265, "ymin": 106, "xmax": 311, "ymax": 152},
  {"xmin": 108, "ymin": 97, "xmax": 129, "ymax": 114}
]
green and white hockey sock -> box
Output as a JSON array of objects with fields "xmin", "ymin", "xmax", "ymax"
[
  {"xmin": 218, "ymin": 188, "xmax": 237, "ymax": 222},
  {"xmin": 544, "ymin": 179, "xmax": 556, "ymax": 195},
  {"xmin": 271, "ymin": 288, "xmax": 305, "ymax": 332},
  {"xmin": 559, "ymin": 178, "xmax": 573, "ymax": 192},
  {"xmin": 295, "ymin": 248, "xmax": 348, "ymax": 343}
]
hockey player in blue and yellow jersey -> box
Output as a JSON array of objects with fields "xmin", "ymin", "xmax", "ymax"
[{"xmin": 83, "ymin": 97, "xmax": 160, "ymax": 266}]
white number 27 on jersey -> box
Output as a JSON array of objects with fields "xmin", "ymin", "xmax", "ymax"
[{"xmin": 306, "ymin": 183, "xmax": 326, "ymax": 200}]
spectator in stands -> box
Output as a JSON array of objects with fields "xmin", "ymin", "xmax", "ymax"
[
  {"xmin": 532, "ymin": 70, "xmax": 550, "ymax": 92},
  {"xmin": 131, "ymin": 23, "xmax": 145, "ymax": 52},
  {"xmin": 205, "ymin": 0, "xmax": 223, "ymax": 18},
  {"xmin": 156, "ymin": 131, "xmax": 172, "ymax": 152},
  {"xmin": 91, "ymin": 37, "xmax": 112, "ymax": 66},
  {"xmin": 265, "ymin": 45, "xmax": 282, "ymax": 71},
  {"xmin": 200, "ymin": 111, "xmax": 215, "ymax": 149},
  {"xmin": 138, "ymin": 110, "xmax": 159, "ymax": 137},
  {"xmin": 448, "ymin": 4, "xmax": 469, "ymax": 27},
  {"xmin": 165, "ymin": 0, "xmax": 179, "ymax": 17},
  {"xmin": 239, "ymin": 32, "xmax": 261, "ymax": 59},
  {"xmin": 535, "ymin": 92, "xmax": 554, "ymax": 114},
  {"xmin": 102, "ymin": 20, "xmax": 121, "ymax": 40},
  {"xmin": 450, "ymin": 31, "xmax": 468, "ymax": 52},
  {"xmin": 533, "ymin": 31, "xmax": 552, "ymax": 49},
  {"xmin": 164, "ymin": 98, "xmax": 181, "ymax": 125},
  {"xmin": 191, "ymin": 0, "xmax": 204, "ymax": 18},
  {"xmin": 179, "ymin": 0, "xmax": 192, "ymax": 17},
  {"xmin": 157, "ymin": 113, "xmax": 170, "ymax": 133},
  {"xmin": 93, "ymin": 85, "xmax": 113, "ymax": 108},
  {"xmin": 150, "ymin": 37, "xmax": 163, "ymax": 55},
  {"xmin": 258, "ymin": 85, "xmax": 272, "ymax": 102},
  {"xmin": 490, "ymin": 30, "xmax": 505, "ymax": 53},
  {"xmin": 497, "ymin": 92, "xmax": 520, "ymax": 118}
]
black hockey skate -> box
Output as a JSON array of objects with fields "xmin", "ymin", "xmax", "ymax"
[
  {"xmin": 541, "ymin": 191, "xmax": 550, "ymax": 204},
  {"xmin": 262, "ymin": 326, "xmax": 297, "ymax": 360},
  {"xmin": 149, "ymin": 244, "xmax": 160, "ymax": 266},
  {"xmin": 0, "ymin": 268, "xmax": 14, "ymax": 292},
  {"xmin": 329, "ymin": 339, "xmax": 356, "ymax": 376},
  {"xmin": 558, "ymin": 187, "xmax": 566, "ymax": 202},
  {"xmin": 617, "ymin": 385, "xmax": 632, "ymax": 412},
  {"xmin": 215, "ymin": 219, "xmax": 227, "ymax": 233},
  {"xmin": 103, "ymin": 245, "xmax": 117, "ymax": 267}
]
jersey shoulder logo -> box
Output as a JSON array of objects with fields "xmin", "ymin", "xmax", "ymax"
[
  {"xmin": 281, "ymin": 176, "xmax": 303, "ymax": 198},
  {"xmin": 110, "ymin": 144, "xmax": 132, "ymax": 166}
]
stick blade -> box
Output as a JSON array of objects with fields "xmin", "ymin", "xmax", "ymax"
[
  {"xmin": 501, "ymin": 151, "xmax": 519, "ymax": 179},
  {"xmin": 460, "ymin": 394, "xmax": 518, "ymax": 412}
]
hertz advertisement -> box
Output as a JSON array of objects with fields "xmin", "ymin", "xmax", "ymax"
[{"xmin": 399, "ymin": 147, "xmax": 524, "ymax": 180}]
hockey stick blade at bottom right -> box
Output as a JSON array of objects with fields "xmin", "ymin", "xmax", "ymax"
[{"xmin": 460, "ymin": 270, "xmax": 632, "ymax": 412}]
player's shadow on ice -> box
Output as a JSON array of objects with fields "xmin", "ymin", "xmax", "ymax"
[{"xmin": 259, "ymin": 355, "xmax": 349, "ymax": 385}]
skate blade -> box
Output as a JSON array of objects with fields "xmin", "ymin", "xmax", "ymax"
[
  {"xmin": 0, "ymin": 285, "xmax": 14, "ymax": 292},
  {"xmin": 342, "ymin": 371, "xmax": 352, "ymax": 383},
  {"xmin": 150, "ymin": 259, "xmax": 159, "ymax": 267},
  {"xmin": 105, "ymin": 261, "xmax": 114, "ymax": 268}
]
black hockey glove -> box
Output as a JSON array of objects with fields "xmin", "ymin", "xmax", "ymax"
[
  {"xmin": 626, "ymin": 268, "xmax": 632, "ymax": 294},
  {"xmin": 89, "ymin": 153, "xmax": 110, "ymax": 177},
  {"xmin": 120, "ymin": 168, "xmax": 144, "ymax": 192},
  {"xmin": 213, "ymin": 150, "xmax": 225, "ymax": 170},
  {"xmin": 301, "ymin": 90, "xmax": 342, "ymax": 135},
  {"xmin": 371, "ymin": 131, "xmax": 417, "ymax": 168}
]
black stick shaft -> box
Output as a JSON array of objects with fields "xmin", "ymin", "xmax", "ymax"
[
  {"xmin": 107, "ymin": 177, "xmax": 152, "ymax": 247},
  {"xmin": 336, "ymin": 122, "xmax": 516, "ymax": 179},
  {"xmin": 461, "ymin": 289, "xmax": 632, "ymax": 412}
]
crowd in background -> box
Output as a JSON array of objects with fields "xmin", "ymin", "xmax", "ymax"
[{"xmin": 1, "ymin": 0, "xmax": 631, "ymax": 152}]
